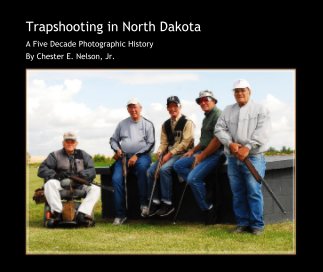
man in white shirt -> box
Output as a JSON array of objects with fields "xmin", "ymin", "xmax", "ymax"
[{"xmin": 214, "ymin": 79, "xmax": 271, "ymax": 235}]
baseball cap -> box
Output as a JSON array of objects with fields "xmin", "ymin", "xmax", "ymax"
[
  {"xmin": 233, "ymin": 79, "xmax": 251, "ymax": 90},
  {"xmin": 127, "ymin": 98, "xmax": 140, "ymax": 106},
  {"xmin": 63, "ymin": 132, "xmax": 77, "ymax": 141},
  {"xmin": 167, "ymin": 96, "xmax": 180, "ymax": 106},
  {"xmin": 195, "ymin": 90, "xmax": 218, "ymax": 104}
]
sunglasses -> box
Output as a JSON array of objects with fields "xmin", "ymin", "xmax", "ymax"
[{"xmin": 198, "ymin": 97, "xmax": 211, "ymax": 104}]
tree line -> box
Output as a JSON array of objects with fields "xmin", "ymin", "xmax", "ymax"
[{"xmin": 27, "ymin": 146, "xmax": 294, "ymax": 167}]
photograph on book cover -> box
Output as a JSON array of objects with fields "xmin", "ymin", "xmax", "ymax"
[{"xmin": 26, "ymin": 69, "xmax": 295, "ymax": 255}]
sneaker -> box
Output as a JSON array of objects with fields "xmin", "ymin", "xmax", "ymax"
[
  {"xmin": 249, "ymin": 227, "xmax": 264, "ymax": 235},
  {"xmin": 156, "ymin": 203, "xmax": 175, "ymax": 217},
  {"xmin": 232, "ymin": 226, "xmax": 250, "ymax": 233},
  {"xmin": 141, "ymin": 206, "xmax": 149, "ymax": 218},
  {"xmin": 148, "ymin": 203, "xmax": 161, "ymax": 217},
  {"xmin": 112, "ymin": 217, "xmax": 127, "ymax": 225},
  {"xmin": 204, "ymin": 205, "xmax": 217, "ymax": 225}
]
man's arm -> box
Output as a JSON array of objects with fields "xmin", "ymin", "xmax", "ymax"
[
  {"xmin": 214, "ymin": 110, "xmax": 233, "ymax": 148},
  {"xmin": 193, "ymin": 136, "xmax": 222, "ymax": 167},
  {"xmin": 37, "ymin": 153, "xmax": 57, "ymax": 181},
  {"xmin": 109, "ymin": 123, "xmax": 122, "ymax": 153},
  {"xmin": 157, "ymin": 124, "xmax": 169, "ymax": 155}
]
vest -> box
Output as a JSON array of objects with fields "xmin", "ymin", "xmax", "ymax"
[{"xmin": 164, "ymin": 115, "xmax": 187, "ymax": 146}]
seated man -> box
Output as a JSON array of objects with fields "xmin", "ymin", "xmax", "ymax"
[
  {"xmin": 37, "ymin": 132, "xmax": 100, "ymax": 227},
  {"xmin": 173, "ymin": 90, "xmax": 224, "ymax": 225},
  {"xmin": 109, "ymin": 98, "xmax": 155, "ymax": 225},
  {"xmin": 144, "ymin": 96, "xmax": 194, "ymax": 217}
]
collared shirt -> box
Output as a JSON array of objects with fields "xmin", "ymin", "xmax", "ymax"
[
  {"xmin": 199, "ymin": 107, "xmax": 222, "ymax": 150},
  {"xmin": 158, "ymin": 114, "xmax": 195, "ymax": 155},
  {"xmin": 214, "ymin": 100, "xmax": 271, "ymax": 155}
]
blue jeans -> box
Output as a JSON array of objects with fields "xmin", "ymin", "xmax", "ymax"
[
  {"xmin": 173, "ymin": 150, "xmax": 224, "ymax": 211},
  {"xmin": 112, "ymin": 154, "xmax": 151, "ymax": 217},
  {"xmin": 227, "ymin": 154, "xmax": 266, "ymax": 229},
  {"xmin": 147, "ymin": 155, "xmax": 181, "ymax": 204}
]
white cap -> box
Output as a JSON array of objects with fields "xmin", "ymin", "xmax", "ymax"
[
  {"xmin": 127, "ymin": 98, "xmax": 140, "ymax": 106},
  {"xmin": 233, "ymin": 79, "xmax": 251, "ymax": 90}
]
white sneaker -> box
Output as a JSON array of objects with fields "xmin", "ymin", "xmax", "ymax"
[{"xmin": 112, "ymin": 217, "xmax": 127, "ymax": 225}]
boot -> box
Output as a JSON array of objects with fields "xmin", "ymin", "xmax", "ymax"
[
  {"xmin": 76, "ymin": 212, "xmax": 95, "ymax": 227},
  {"xmin": 46, "ymin": 211, "xmax": 62, "ymax": 228}
]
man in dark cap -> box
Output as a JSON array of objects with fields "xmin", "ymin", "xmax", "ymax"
[
  {"xmin": 143, "ymin": 96, "xmax": 195, "ymax": 217},
  {"xmin": 173, "ymin": 90, "xmax": 224, "ymax": 225}
]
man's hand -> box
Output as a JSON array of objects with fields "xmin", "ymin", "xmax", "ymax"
[
  {"xmin": 192, "ymin": 153, "xmax": 205, "ymax": 169},
  {"xmin": 229, "ymin": 143, "xmax": 241, "ymax": 155},
  {"xmin": 236, "ymin": 146, "xmax": 250, "ymax": 161},
  {"xmin": 183, "ymin": 149, "xmax": 194, "ymax": 157},
  {"xmin": 128, "ymin": 154, "xmax": 138, "ymax": 167},
  {"xmin": 162, "ymin": 152, "xmax": 172, "ymax": 165},
  {"xmin": 54, "ymin": 172, "xmax": 69, "ymax": 181},
  {"xmin": 113, "ymin": 149, "xmax": 123, "ymax": 160}
]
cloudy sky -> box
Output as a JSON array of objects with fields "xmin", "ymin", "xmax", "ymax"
[{"xmin": 27, "ymin": 69, "xmax": 295, "ymax": 157}]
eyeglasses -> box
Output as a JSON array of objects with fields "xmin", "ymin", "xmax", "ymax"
[{"xmin": 198, "ymin": 97, "xmax": 211, "ymax": 104}]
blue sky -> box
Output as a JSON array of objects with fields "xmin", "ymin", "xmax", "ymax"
[{"xmin": 27, "ymin": 69, "xmax": 295, "ymax": 157}]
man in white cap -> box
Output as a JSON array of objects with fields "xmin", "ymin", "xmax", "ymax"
[
  {"xmin": 110, "ymin": 98, "xmax": 155, "ymax": 225},
  {"xmin": 38, "ymin": 132, "xmax": 100, "ymax": 227},
  {"xmin": 173, "ymin": 90, "xmax": 224, "ymax": 225},
  {"xmin": 214, "ymin": 79, "xmax": 271, "ymax": 235},
  {"xmin": 144, "ymin": 96, "xmax": 195, "ymax": 218}
]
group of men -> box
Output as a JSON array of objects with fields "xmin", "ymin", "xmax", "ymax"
[{"xmin": 38, "ymin": 79, "xmax": 271, "ymax": 235}]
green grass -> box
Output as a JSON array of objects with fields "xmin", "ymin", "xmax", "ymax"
[{"xmin": 27, "ymin": 165, "xmax": 295, "ymax": 255}]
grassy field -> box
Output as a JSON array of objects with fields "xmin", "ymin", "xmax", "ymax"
[{"xmin": 27, "ymin": 165, "xmax": 295, "ymax": 255}]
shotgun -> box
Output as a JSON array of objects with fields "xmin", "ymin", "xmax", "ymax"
[
  {"xmin": 121, "ymin": 154, "xmax": 128, "ymax": 210},
  {"xmin": 147, "ymin": 153, "xmax": 164, "ymax": 214},
  {"xmin": 69, "ymin": 175, "xmax": 114, "ymax": 192},
  {"xmin": 244, "ymin": 157, "xmax": 287, "ymax": 215}
]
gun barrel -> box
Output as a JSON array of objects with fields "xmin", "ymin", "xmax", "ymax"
[
  {"xmin": 148, "ymin": 154, "xmax": 164, "ymax": 212},
  {"xmin": 244, "ymin": 158, "xmax": 287, "ymax": 215},
  {"xmin": 121, "ymin": 153, "xmax": 128, "ymax": 210},
  {"xmin": 69, "ymin": 175, "xmax": 114, "ymax": 192}
]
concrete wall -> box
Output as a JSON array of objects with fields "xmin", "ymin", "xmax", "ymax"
[{"xmin": 97, "ymin": 155, "xmax": 294, "ymax": 224}]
